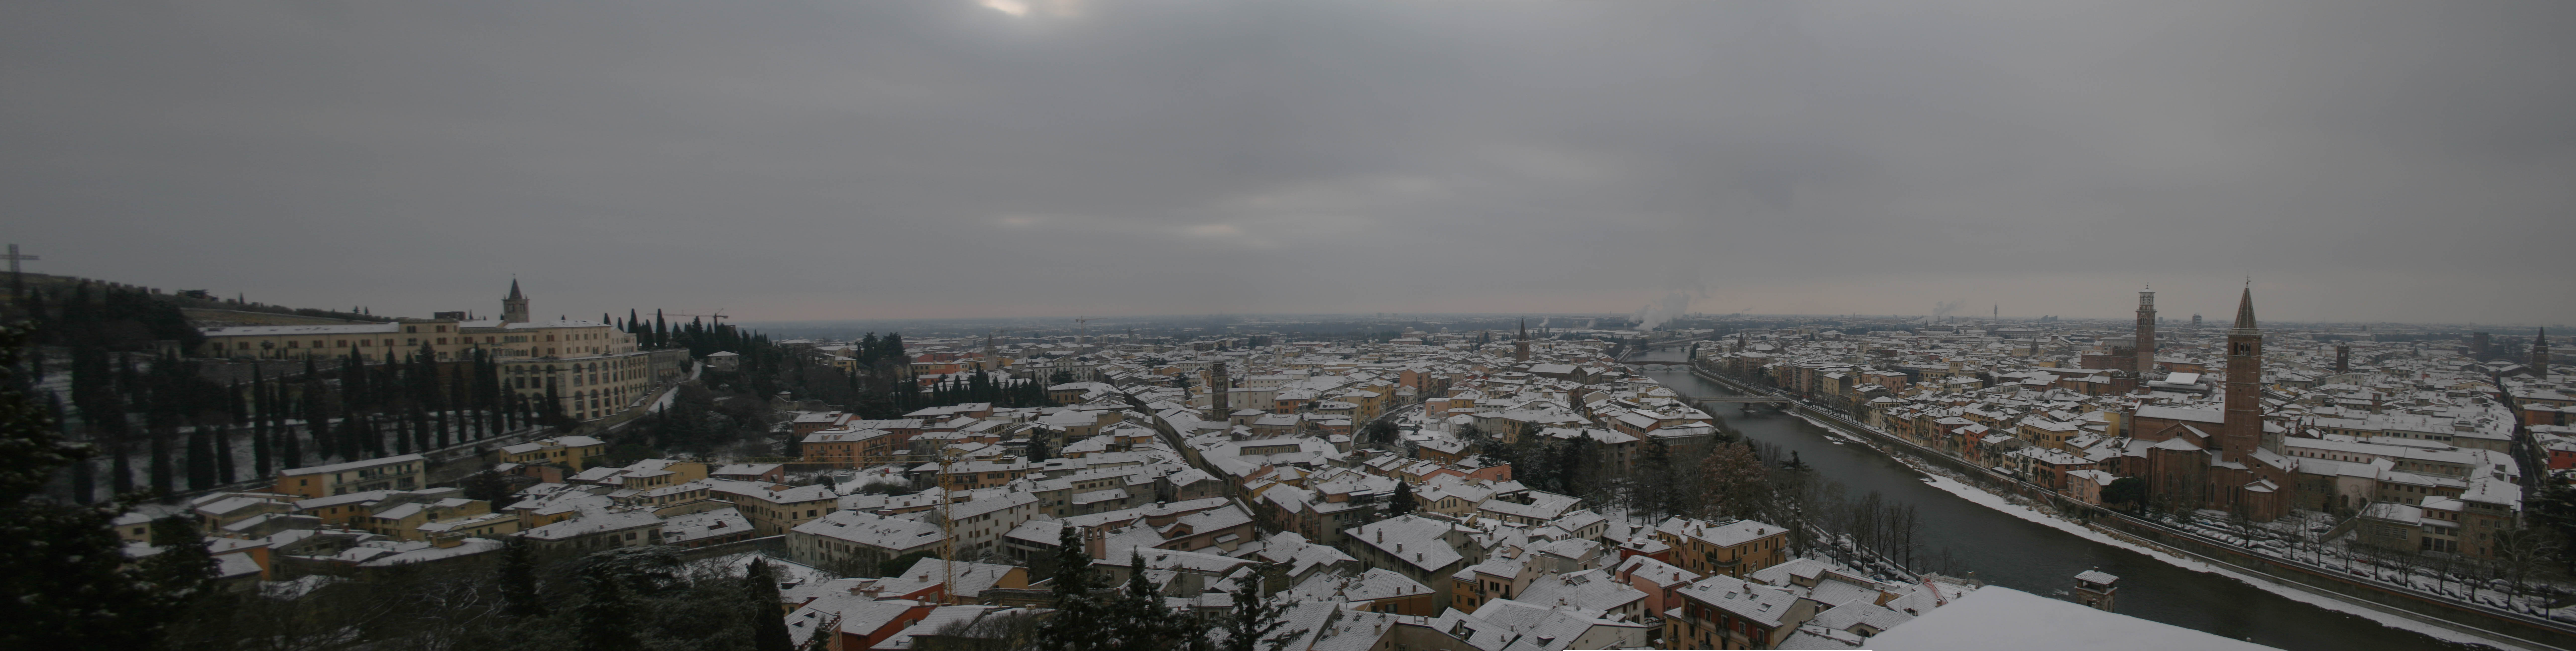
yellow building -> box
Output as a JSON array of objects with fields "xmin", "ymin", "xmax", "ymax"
[
  {"xmin": 1652, "ymin": 517, "xmax": 1791, "ymax": 579},
  {"xmin": 498, "ymin": 435, "xmax": 609, "ymax": 467},
  {"xmin": 363, "ymin": 497, "xmax": 493, "ymax": 541},
  {"xmin": 272, "ymin": 454, "xmax": 427, "ymax": 499}
]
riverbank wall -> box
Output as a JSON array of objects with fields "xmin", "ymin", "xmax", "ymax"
[{"xmin": 1682, "ymin": 365, "xmax": 2576, "ymax": 651}]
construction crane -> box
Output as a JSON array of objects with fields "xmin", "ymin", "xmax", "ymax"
[
  {"xmin": 667, "ymin": 310, "xmax": 729, "ymax": 327},
  {"xmin": 935, "ymin": 445, "xmax": 963, "ymax": 605}
]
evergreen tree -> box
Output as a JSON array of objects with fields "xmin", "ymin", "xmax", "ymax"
[
  {"xmin": 110, "ymin": 439, "xmax": 133, "ymax": 495},
  {"xmin": 1217, "ymin": 573, "xmax": 1303, "ymax": 651},
  {"xmin": 434, "ymin": 397, "xmax": 451, "ymax": 449},
  {"xmin": 138, "ymin": 516, "xmax": 216, "ymax": 601},
  {"xmin": 1037, "ymin": 525, "xmax": 1109, "ymax": 651},
  {"xmin": 213, "ymin": 425, "xmax": 236, "ymax": 484},
  {"xmin": 746, "ymin": 558, "xmax": 795, "ymax": 651},
  {"xmin": 1111, "ymin": 549, "xmax": 1186, "ymax": 650},
  {"xmin": 1389, "ymin": 481, "xmax": 1415, "ymax": 516},
  {"xmin": 393, "ymin": 411, "xmax": 413, "ymax": 455},
  {"xmin": 498, "ymin": 537, "xmax": 544, "ymax": 618},
  {"xmin": 251, "ymin": 420, "xmax": 271, "ymax": 480},
  {"xmin": 572, "ymin": 561, "xmax": 640, "ymax": 651},
  {"xmin": 148, "ymin": 432, "xmax": 173, "ymax": 495},
  {"xmin": 1, "ymin": 323, "xmax": 180, "ymax": 648},
  {"xmin": 53, "ymin": 394, "xmax": 92, "ymax": 504}
]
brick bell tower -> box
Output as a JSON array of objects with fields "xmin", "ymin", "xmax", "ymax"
[
  {"xmin": 2135, "ymin": 288, "xmax": 2157, "ymax": 382},
  {"xmin": 1208, "ymin": 354, "xmax": 1229, "ymax": 417},
  {"xmin": 2221, "ymin": 286, "xmax": 2264, "ymax": 457},
  {"xmin": 1514, "ymin": 318, "xmax": 1530, "ymax": 363},
  {"xmin": 2537, "ymin": 328, "xmax": 2552, "ymax": 379}
]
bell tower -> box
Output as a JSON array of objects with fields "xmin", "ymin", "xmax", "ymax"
[
  {"xmin": 2537, "ymin": 328, "xmax": 2552, "ymax": 379},
  {"xmin": 2221, "ymin": 286, "xmax": 2264, "ymax": 457},
  {"xmin": 2135, "ymin": 289, "xmax": 2157, "ymax": 382},
  {"xmin": 1208, "ymin": 355, "xmax": 1230, "ymax": 418},
  {"xmin": 1514, "ymin": 318, "xmax": 1530, "ymax": 363},
  {"xmin": 501, "ymin": 279, "xmax": 530, "ymax": 324}
]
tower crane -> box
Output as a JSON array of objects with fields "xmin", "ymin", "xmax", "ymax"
[{"xmin": 667, "ymin": 309, "xmax": 729, "ymax": 326}]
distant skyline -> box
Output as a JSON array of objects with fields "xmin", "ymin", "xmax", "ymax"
[{"xmin": 7, "ymin": 2, "xmax": 2572, "ymax": 324}]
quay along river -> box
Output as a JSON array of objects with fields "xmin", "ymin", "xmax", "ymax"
[{"xmin": 1639, "ymin": 366, "xmax": 2485, "ymax": 651}]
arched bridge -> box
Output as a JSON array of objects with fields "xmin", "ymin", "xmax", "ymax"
[{"xmin": 1680, "ymin": 395, "xmax": 1797, "ymax": 405}]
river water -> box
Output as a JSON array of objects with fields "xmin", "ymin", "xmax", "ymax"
[{"xmin": 1638, "ymin": 366, "xmax": 2482, "ymax": 651}]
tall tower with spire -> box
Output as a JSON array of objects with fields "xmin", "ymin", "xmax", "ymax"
[
  {"xmin": 501, "ymin": 280, "xmax": 530, "ymax": 324},
  {"xmin": 2537, "ymin": 329, "xmax": 2552, "ymax": 379},
  {"xmin": 2135, "ymin": 289, "xmax": 2158, "ymax": 382},
  {"xmin": 2221, "ymin": 287, "xmax": 2264, "ymax": 456},
  {"xmin": 1514, "ymin": 318, "xmax": 1531, "ymax": 362}
]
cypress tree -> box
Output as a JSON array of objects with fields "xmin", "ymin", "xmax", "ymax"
[
  {"xmin": 745, "ymin": 559, "xmax": 794, "ymax": 651},
  {"xmin": 434, "ymin": 393, "xmax": 451, "ymax": 450},
  {"xmin": 414, "ymin": 407, "xmax": 432, "ymax": 452},
  {"xmin": 251, "ymin": 418, "xmax": 272, "ymax": 480},
  {"xmin": 543, "ymin": 384, "xmax": 564, "ymax": 431},
  {"xmin": 184, "ymin": 427, "xmax": 212, "ymax": 490},
  {"xmin": 497, "ymin": 538, "xmax": 544, "ymax": 618},
  {"xmin": 55, "ymin": 394, "xmax": 93, "ymax": 504},
  {"xmin": 111, "ymin": 440, "xmax": 134, "ymax": 495},
  {"xmin": 213, "ymin": 425, "xmax": 236, "ymax": 485},
  {"xmin": 573, "ymin": 562, "xmax": 640, "ymax": 651},
  {"xmin": 149, "ymin": 433, "xmax": 173, "ymax": 495},
  {"xmin": 278, "ymin": 418, "xmax": 302, "ymax": 471},
  {"xmin": 353, "ymin": 413, "xmax": 378, "ymax": 460}
]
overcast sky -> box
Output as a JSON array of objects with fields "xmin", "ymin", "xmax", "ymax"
[{"xmin": 6, "ymin": 1, "xmax": 2571, "ymax": 325}]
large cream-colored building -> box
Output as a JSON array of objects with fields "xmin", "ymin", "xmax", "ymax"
[
  {"xmin": 197, "ymin": 281, "xmax": 633, "ymax": 362},
  {"xmin": 198, "ymin": 281, "xmax": 667, "ymax": 421}
]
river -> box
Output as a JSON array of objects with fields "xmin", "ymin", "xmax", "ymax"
[{"xmin": 1638, "ymin": 366, "xmax": 2484, "ymax": 651}]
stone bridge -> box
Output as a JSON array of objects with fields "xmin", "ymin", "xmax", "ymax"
[{"xmin": 1680, "ymin": 395, "xmax": 1797, "ymax": 405}]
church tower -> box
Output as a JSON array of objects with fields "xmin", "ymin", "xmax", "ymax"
[
  {"xmin": 1208, "ymin": 354, "xmax": 1229, "ymax": 418},
  {"xmin": 2537, "ymin": 329, "xmax": 2552, "ymax": 379},
  {"xmin": 2135, "ymin": 289, "xmax": 2157, "ymax": 382},
  {"xmin": 1514, "ymin": 318, "xmax": 1530, "ymax": 363},
  {"xmin": 2221, "ymin": 287, "xmax": 2264, "ymax": 457},
  {"xmin": 501, "ymin": 280, "xmax": 530, "ymax": 324}
]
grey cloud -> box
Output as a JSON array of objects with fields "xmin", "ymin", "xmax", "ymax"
[{"xmin": 4, "ymin": 0, "xmax": 2570, "ymax": 323}]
